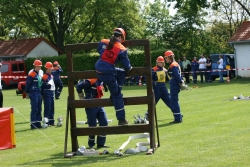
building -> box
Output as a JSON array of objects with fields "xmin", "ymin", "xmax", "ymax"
[
  {"xmin": 0, "ymin": 37, "xmax": 64, "ymax": 61},
  {"xmin": 228, "ymin": 21, "xmax": 250, "ymax": 77}
]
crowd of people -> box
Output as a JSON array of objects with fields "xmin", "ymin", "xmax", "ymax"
[
  {"xmin": 25, "ymin": 60, "xmax": 63, "ymax": 129},
  {"xmin": 177, "ymin": 54, "xmax": 224, "ymax": 84}
]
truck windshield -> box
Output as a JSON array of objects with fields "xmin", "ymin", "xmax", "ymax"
[{"xmin": 0, "ymin": 64, "xmax": 8, "ymax": 73}]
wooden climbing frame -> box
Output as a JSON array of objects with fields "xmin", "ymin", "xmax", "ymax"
[{"xmin": 64, "ymin": 39, "xmax": 159, "ymax": 157}]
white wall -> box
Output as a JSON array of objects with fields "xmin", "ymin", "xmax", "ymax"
[
  {"xmin": 234, "ymin": 43, "xmax": 250, "ymax": 77},
  {"xmin": 27, "ymin": 41, "xmax": 58, "ymax": 58}
]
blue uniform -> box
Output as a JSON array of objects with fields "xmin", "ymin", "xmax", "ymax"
[
  {"xmin": 95, "ymin": 39, "xmax": 132, "ymax": 120},
  {"xmin": 51, "ymin": 67, "xmax": 63, "ymax": 99},
  {"xmin": 168, "ymin": 61, "xmax": 183, "ymax": 122},
  {"xmin": 152, "ymin": 66, "xmax": 173, "ymax": 112},
  {"xmin": 76, "ymin": 79, "xmax": 108, "ymax": 148},
  {"xmin": 41, "ymin": 73, "xmax": 55, "ymax": 126},
  {"xmin": 25, "ymin": 70, "xmax": 42, "ymax": 129},
  {"xmin": 191, "ymin": 60, "xmax": 199, "ymax": 83}
]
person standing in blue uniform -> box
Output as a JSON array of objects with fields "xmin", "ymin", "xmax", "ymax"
[
  {"xmin": 145, "ymin": 56, "xmax": 174, "ymax": 120},
  {"xmin": 76, "ymin": 78, "xmax": 109, "ymax": 149},
  {"xmin": 41, "ymin": 62, "xmax": 55, "ymax": 126},
  {"xmin": 51, "ymin": 61, "xmax": 63, "ymax": 99},
  {"xmin": 191, "ymin": 57, "xmax": 199, "ymax": 83},
  {"xmin": 95, "ymin": 28, "xmax": 132, "ymax": 125},
  {"xmin": 25, "ymin": 60, "xmax": 43, "ymax": 129},
  {"xmin": 164, "ymin": 50, "xmax": 184, "ymax": 123}
]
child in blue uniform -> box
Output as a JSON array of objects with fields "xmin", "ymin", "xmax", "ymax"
[
  {"xmin": 76, "ymin": 78, "xmax": 108, "ymax": 149},
  {"xmin": 164, "ymin": 50, "xmax": 184, "ymax": 123},
  {"xmin": 51, "ymin": 61, "xmax": 63, "ymax": 99},
  {"xmin": 145, "ymin": 56, "xmax": 174, "ymax": 120},
  {"xmin": 95, "ymin": 28, "xmax": 132, "ymax": 125},
  {"xmin": 41, "ymin": 62, "xmax": 55, "ymax": 126},
  {"xmin": 25, "ymin": 60, "xmax": 43, "ymax": 129}
]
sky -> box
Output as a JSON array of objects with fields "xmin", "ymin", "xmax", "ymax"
[{"xmin": 149, "ymin": 0, "xmax": 177, "ymax": 16}]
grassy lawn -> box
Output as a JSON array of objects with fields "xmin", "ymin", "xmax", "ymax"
[{"xmin": 0, "ymin": 78, "xmax": 250, "ymax": 167}]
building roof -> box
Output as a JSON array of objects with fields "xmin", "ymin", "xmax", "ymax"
[
  {"xmin": 0, "ymin": 37, "xmax": 64, "ymax": 57},
  {"xmin": 228, "ymin": 21, "xmax": 250, "ymax": 43}
]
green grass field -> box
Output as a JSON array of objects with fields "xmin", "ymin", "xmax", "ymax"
[{"xmin": 1, "ymin": 78, "xmax": 250, "ymax": 167}]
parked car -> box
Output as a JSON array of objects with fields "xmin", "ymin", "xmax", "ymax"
[
  {"xmin": 210, "ymin": 54, "xmax": 235, "ymax": 81},
  {"xmin": 1, "ymin": 60, "xmax": 27, "ymax": 89}
]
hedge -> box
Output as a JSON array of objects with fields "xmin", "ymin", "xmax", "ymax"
[{"xmin": 25, "ymin": 49, "xmax": 168, "ymax": 84}]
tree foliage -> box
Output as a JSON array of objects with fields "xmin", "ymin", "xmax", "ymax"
[{"xmin": 0, "ymin": 0, "xmax": 145, "ymax": 52}]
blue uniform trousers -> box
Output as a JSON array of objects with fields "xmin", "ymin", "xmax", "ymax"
[
  {"xmin": 96, "ymin": 69, "xmax": 126, "ymax": 120},
  {"xmin": 86, "ymin": 107, "xmax": 108, "ymax": 147},
  {"xmin": 192, "ymin": 70, "xmax": 198, "ymax": 83},
  {"xmin": 154, "ymin": 84, "xmax": 173, "ymax": 112},
  {"xmin": 169, "ymin": 80, "xmax": 182, "ymax": 122},
  {"xmin": 54, "ymin": 79, "xmax": 63, "ymax": 98},
  {"xmin": 30, "ymin": 91, "xmax": 42, "ymax": 128},
  {"xmin": 43, "ymin": 95, "xmax": 55, "ymax": 125}
]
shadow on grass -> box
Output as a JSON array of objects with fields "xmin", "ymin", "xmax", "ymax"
[{"xmin": 18, "ymin": 151, "xmax": 140, "ymax": 167}]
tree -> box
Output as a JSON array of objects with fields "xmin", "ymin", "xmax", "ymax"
[
  {"xmin": 0, "ymin": 0, "xmax": 145, "ymax": 52},
  {"xmin": 169, "ymin": 0, "xmax": 250, "ymax": 18},
  {"xmin": 142, "ymin": 0, "xmax": 171, "ymax": 50}
]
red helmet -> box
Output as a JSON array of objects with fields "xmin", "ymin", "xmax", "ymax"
[
  {"xmin": 114, "ymin": 28, "xmax": 126, "ymax": 42},
  {"xmin": 53, "ymin": 61, "xmax": 58, "ymax": 65},
  {"xmin": 44, "ymin": 62, "xmax": 53, "ymax": 69},
  {"xmin": 164, "ymin": 50, "xmax": 174, "ymax": 57},
  {"xmin": 33, "ymin": 60, "xmax": 42, "ymax": 67},
  {"xmin": 156, "ymin": 56, "xmax": 165, "ymax": 62}
]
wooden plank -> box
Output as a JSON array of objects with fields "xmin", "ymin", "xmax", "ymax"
[
  {"xmin": 65, "ymin": 40, "xmax": 149, "ymax": 51},
  {"xmin": 71, "ymin": 124, "xmax": 151, "ymax": 136},
  {"xmin": 67, "ymin": 67, "xmax": 151, "ymax": 81},
  {"xmin": 69, "ymin": 96, "xmax": 153, "ymax": 108}
]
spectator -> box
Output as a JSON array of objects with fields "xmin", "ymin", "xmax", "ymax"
[
  {"xmin": 198, "ymin": 54, "xmax": 207, "ymax": 83},
  {"xmin": 217, "ymin": 55, "xmax": 224, "ymax": 83},
  {"xmin": 51, "ymin": 61, "xmax": 63, "ymax": 99},
  {"xmin": 95, "ymin": 28, "xmax": 132, "ymax": 125},
  {"xmin": 206, "ymin": 56, "xmax": 212, "ymax": 83},
  {"xmin": 177, "ymin": 58, "xmax": 183, "ymax": 71},
  {"xmin": 41, "ymin": 62, "xmax": 55, "ymax": 126},
  {"xmin": 76, "ymin": 79, "xmax": 108, "ymax": 149},
  {"xmin": 182, "ymin": 56, "xmax": 191, "ymax": 83},
  {"xmin": 191, "ymin": 57, "xmax": 199, "ymax": 84}
]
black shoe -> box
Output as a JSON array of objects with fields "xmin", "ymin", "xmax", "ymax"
[
  {"xmin": 55, "ymin": 96, "xmax": 60, "ymax": 99},
  {"xmin": 118, "ymin": 119, "xmax": 128, "ymax": 125},
  {"xmin": 36, "ymin": 122, "xmax": 42, "ymax": 128},
  {"xmin": 169, "ymin": 120, "xmax": 182, "ymax": 124},
  {"xmin": 97, "ymin": 145, "xmax": 109, "ymax": 148}
]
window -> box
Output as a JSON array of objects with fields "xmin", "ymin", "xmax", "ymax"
[
  {"xmin": 12, "ymin": 64, "xmax": 18, "ymax": 71},
  {"xmin": 0, "ymin": 64, "xmax": 8, "ymax": 73},
  {"xmin": 19, "ymin": 63, "xmax": 25, "ymax": 71}
]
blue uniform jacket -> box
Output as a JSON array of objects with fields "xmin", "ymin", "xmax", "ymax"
[
  {"xmin": 51, "ymin": 67, "xmax": 63, "ymax": 81},
  {"xmin": 25, "ymin": 70, "xmax": 42, "ymax": 93},
  {"xmin": 168, "ymin": 62, "xmax": 183, "ymax": 84},
  {"xmin": 76, "ymin": 79, "xmax": 103, "ymax": 99},
  {"xmin": 191, "ymin": 60, "xmax": 199, "ymax": 71},
  {"xmin": 95, "ymin": 39, "xmax": 132, "ymax": 74},
  {"xmin": 152, "ymin": 66, "xmax": 169, "ymax": 87},
  {"xmin": 41, "ymin": 73, "xmax": 55, "ymax": 97}
]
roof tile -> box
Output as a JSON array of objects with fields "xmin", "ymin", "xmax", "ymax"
[
  {"xmin": 228, "ymin": 21, "xmax": 250, "ymax": 42},
  {"xmin": 0, "ymin": 37, "xmax": 63, "ymax": 56}
]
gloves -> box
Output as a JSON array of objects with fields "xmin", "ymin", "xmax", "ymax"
[
  {"xmin": 78, "ymin": 93, "xmax": 84, "ymax": 100},
  {"xmin": 26, "ymin": 93, "xmax": 30, "ymax": 99},
  {"xmin": 179, "ymin": 82, "xmax": 188, "ymax": 90}
]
